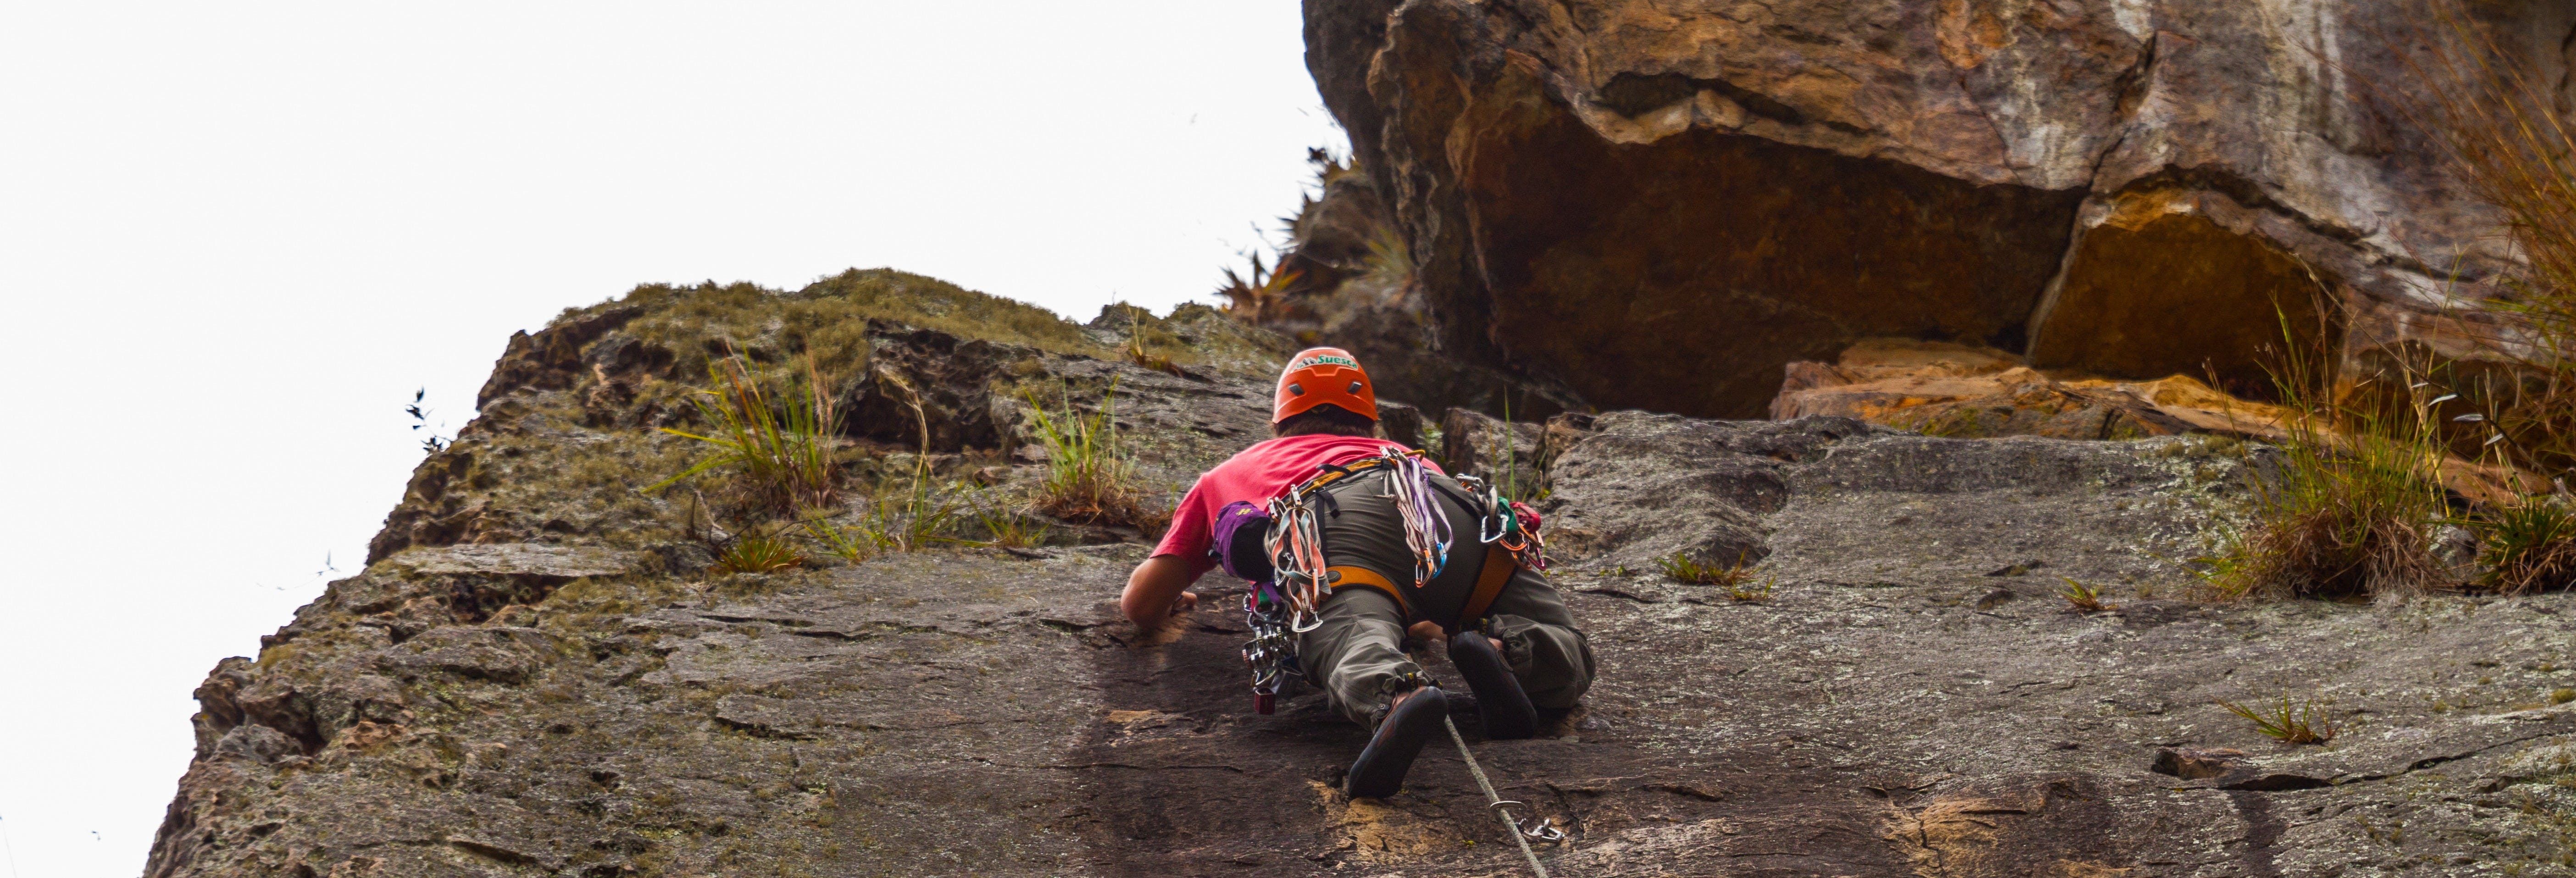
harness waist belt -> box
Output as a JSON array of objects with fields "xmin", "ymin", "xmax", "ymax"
[
  {"xmin": 1456, "ymin": 544, "xmax": 1516, "ymax": 636},
  {"xmin": 1324, "ymin": 566, "xmax": 1408, "ymax": 615},
  {"xmin": 1326, "ymin": 543, "xmax": 1516, "ymax": 637}
]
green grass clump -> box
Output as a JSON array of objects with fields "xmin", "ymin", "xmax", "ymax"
[
  {"xmin": 1720, "ymin": 575, "xmax": 1775, "ymax": 603},
  {"xmin": 649, "ymin": 354, "xmax": 841, "ymax": 514},
  {"xmin": 964, "ymin": 489, "xmax": 1051, "ymax": 548},
  {"xmin": 1024, "ymin": 380, "xmax": 1150, "ymax": 527},
  {"xmin": 2216, "ymin": 692, "xmax": 2341, "ymax": 745},
  {"xmin": 711, "ymin": 533, "xmax": 806, "ymax": 575},
  {"xmin": 2476, "ymin": 495, "xmax": 2576, "ymax": 595},
  {"xmin": 1656, "ymin": 552, "xmax": 1753, "ymax": 588},
  {"xmin": 802, "ymin": 483, "xmax": 960, "ymax": 561},
  {"xmin": 2057, "ymin": 577, "xmax": 2114, "ymax": 612},
  {"xmin": 2210, "ymin": 427, "xmax": 2448, "ymax": 603}
]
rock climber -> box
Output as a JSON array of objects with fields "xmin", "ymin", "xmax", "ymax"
[{"xmin": 1120, "ymin": 347, "xmax": 1596, "ymax": 799}]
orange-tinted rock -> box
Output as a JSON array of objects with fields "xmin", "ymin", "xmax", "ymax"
[
  {"xmin": 2030, "ymin": 189, "xmax": 2340, "ymax": 401},
  {"xmin": 1771, "ymin": 339, "xmax": 2292, "ymax": 441},
  {"xmin": 1774, "ymin": 339, "xmax": 2541, "ymax": 503}
]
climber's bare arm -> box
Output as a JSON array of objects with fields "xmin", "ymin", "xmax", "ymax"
[{"xmin": 1122, "ymin": 555, "xmax": 1210, "ymax": 631}]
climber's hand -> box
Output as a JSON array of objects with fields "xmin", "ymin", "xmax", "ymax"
[{"xmin": 1121, "ymin": 554, "xmax": 1209, "ymax": 632}]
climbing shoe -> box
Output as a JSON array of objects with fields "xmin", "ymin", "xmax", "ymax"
[
  {"xmin": 1448, "ymin": 630, "xmax": 1538, "ymax": 739},
  {"xmin": 1345, "ymin": 686, "xmax": 1447, "ymax": 800}
]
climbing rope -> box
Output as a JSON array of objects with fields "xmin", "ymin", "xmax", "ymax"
[{"xmin": 1443, "ymin": 715, "xmax": 1565, "ymax": 877}]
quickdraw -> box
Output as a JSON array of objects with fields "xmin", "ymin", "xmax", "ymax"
[
  {"xmin": 1455, "ymin": 473, "xmax": 1549, "ymax": 572},
  {"xmin": 1240, "ymin": 577, "xmax": 1301, "ymax": 715},
  {"xmin": 1377, "ymin": 448, "xmax": 1453, "ymax": 589}
]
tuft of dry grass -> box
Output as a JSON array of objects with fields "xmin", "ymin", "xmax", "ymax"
[
  {"xmin": 1024, "ymin": 380, "xmax": 1151, "ymax": 527},
  {"xmin": 799, "ymin": 369, "xmax": 966, "ymax": 561},
  {"xmin": 2056, "ymin": 577, "xmax": 2114, "ymax": 612},
  {"xmin": 2194, "ymin": 312, "xmax": 2452, "ymax": 603},
  {"xmin": 2215, "ymin": 693, "xmax": 2341, "ymax": 745},
  {"xmin": 2380, "ymin": 4, "xmax": 2576, "ymax": 478}
]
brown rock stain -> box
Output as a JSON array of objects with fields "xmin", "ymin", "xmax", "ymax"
[
  {"xmin": 1882, "ymin": 777, "xmax": 2131, "ymax": 878},
  {"xmin": 1310, "ymin": 780, "xmax": 1461, "ymax": 861}
]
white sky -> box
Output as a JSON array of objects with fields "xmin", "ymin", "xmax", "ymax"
[{"xmin": 0, "ymin": 4, "xmax": 1343, "ymax": 874}]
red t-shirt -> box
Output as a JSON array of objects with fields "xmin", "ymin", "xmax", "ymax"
[{"xmin": 1152, "ymin": 434, "xmax": 1443, "ymax": 579}]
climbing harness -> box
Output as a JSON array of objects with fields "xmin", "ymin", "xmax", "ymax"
[
  {"xmin": 1237, "ymin": 447, "xmax": 1557, "ymax": 714},
  {"xmin": 1238, "ymin": 447, "xmax": 1435, "ymax": 714},
  {"xmin": 1229, "ymin": 450, "xmax": 1573, "ymax": 874},
  {"xmin": 1444, "ymin": 715, "xmax": 1565, "ymax": 877},
  {"xmin": 1238, "ymin": 449, "xmax": 1397, "ymax": 713}
]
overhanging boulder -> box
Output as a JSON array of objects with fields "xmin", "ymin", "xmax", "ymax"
[{"xmin": 1301, "ymin": 0, "xmax": 2570, "ymax": 416}]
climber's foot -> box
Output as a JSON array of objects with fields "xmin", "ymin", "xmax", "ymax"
[
  {"xmin": 1346, "ymin": 687, "xmax": 1448, "ymax": 800},
  {"xmin": 1447, "ymin": 630, "xmax": 1538, "ymax": 739}
]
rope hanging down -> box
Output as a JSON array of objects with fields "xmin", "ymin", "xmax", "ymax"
[{"xmin": 1443, "ymin": 716, "xmax": 1565, "ymax": 878}]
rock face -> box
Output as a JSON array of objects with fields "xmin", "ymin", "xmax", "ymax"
[
  {"xmin": 147, "ymin": 285, "xmax": 2576, "ymax": 876},
  {"xmin": 1300, "ymin": 0, "xmax": 2576, "ymax": 416}
]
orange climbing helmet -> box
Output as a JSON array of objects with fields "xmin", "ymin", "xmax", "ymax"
[{"xmin": 1273, "ymin": 347, "xmax": 1378, "ymax": 424}]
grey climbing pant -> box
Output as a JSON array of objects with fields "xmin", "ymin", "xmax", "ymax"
[
  {"xmin": 1291, "ymin": 469, "xmax": 1596, "ymax": 725},
  {"xmin": 1300, "ymin": 576, "xmax": 1596, "ymax": 725}
]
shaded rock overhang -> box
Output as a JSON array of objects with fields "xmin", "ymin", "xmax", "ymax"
[{"xmin": 1305, "ymin": 0, "xmax": 2573, "ymax": 417}]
